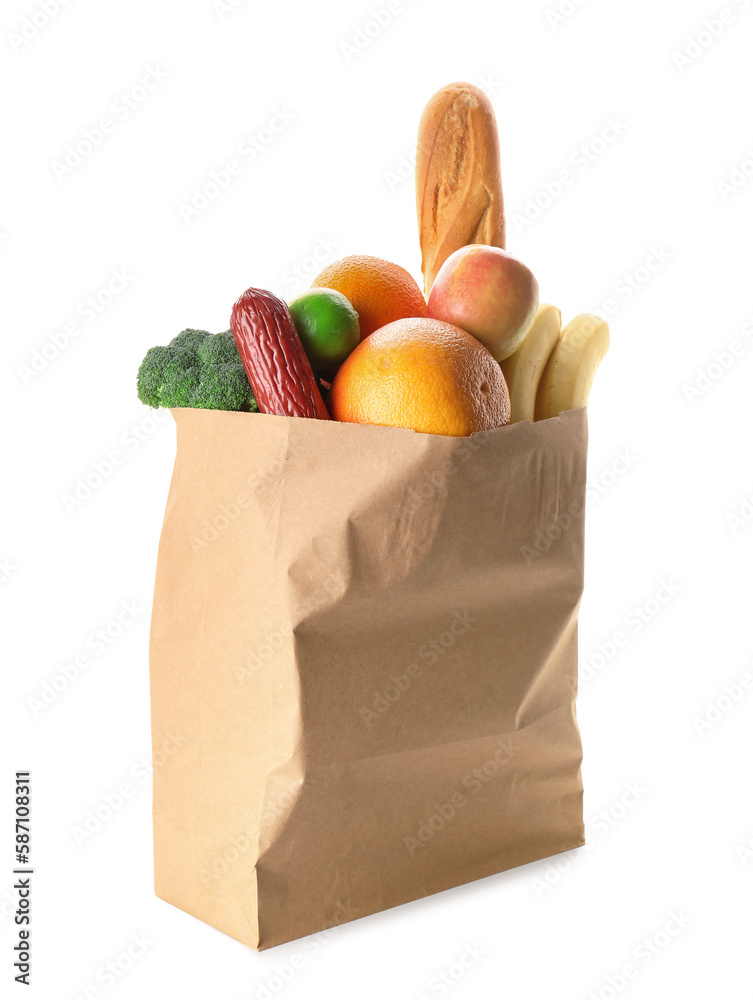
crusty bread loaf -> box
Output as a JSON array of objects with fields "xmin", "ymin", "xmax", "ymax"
[{"xmin": 416, "ymin": 83, "xmax": 505, "ymax": 294}]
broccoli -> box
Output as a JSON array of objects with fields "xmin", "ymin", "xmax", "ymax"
[{"xmin": 137, "ymin": 329, "xmax": 258, "ymax": 412}]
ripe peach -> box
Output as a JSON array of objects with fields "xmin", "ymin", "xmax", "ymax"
[{"xmin": 427, "ymin": 245, "xmax": 539, "ymax": 361}]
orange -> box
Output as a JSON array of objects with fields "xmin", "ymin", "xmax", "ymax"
[
  {"xmin": 311, "ymin": 254, "xmax": 427, "ymax": 341},
  {"xmin": 329, "ymin": 317, "xmax": 510, "ymax": 437}
]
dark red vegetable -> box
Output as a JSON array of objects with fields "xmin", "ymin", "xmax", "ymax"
[{"xmin": 230, "ymin": 287, "xmax": 330, "ymax": 420}]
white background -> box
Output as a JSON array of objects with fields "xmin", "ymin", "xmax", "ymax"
[{"xmin": 2, "ymin": 0, "xmax": 752, "ymax": 996}]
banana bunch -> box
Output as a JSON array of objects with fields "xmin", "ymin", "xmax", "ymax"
[{"xmin": 500, "ymin": 307, "xmax": 609, "ymax": 423}]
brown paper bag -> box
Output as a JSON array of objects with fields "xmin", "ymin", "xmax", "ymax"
[{"xmin": 149, "ymin": 406, "xmax": 587, "ymax": 949}]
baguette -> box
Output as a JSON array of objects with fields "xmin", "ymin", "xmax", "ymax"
[{"xmin": 416, "ymin": 82, "xmax": 505, "ymax": 294}]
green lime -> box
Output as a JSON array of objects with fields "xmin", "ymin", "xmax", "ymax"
[{"xmin": 288, "ymin": 288, "xmax": 360, "ymax": 370}]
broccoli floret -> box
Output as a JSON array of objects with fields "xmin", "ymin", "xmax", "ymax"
[
  {"xmin": 137, "ymin": 329, "xmax": 257, "ymax": 412},
  {"xmin": 168, "ymin": 329, "xmax": 209, "ymax": 354},
  {"xmin": 136, "ymin": 345, "xmax": 171, "ymax": 408}
]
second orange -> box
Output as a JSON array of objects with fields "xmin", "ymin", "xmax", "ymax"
[{"xmin": 311, "ymin": 254, "xmax": 427, "ymax": 341}]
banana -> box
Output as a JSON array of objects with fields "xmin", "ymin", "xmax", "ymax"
[
  {"xmin": 499, "ymin": 304, "xmax": 561, "ymax": 423},
  {"xmin": 534, "ymin": 313, "xmax": 609, "ymax": 420}
]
